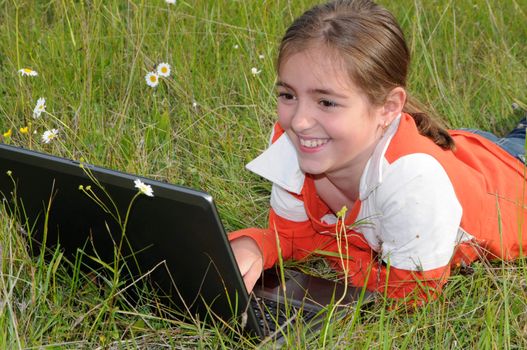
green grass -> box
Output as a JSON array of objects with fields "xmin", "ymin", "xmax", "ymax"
[{"xmin": 0, "ymin": 0, "xmax": 526, "ymax": 348}]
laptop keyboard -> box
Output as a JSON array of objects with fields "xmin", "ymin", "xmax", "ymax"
[{"xmin": 250, "ymin": 297, "xmax": 318, "ymax": 336}]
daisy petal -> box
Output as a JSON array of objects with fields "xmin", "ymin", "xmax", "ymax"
[
  {"xmin": 18, "ymin": 68, "xmax": 38, "ymax": 77},
  {"xmin": 33, "ymin": 97, "xmax": 46, "ymax": 118},
  {"xmin": 157, "ymin": 62, "xmax": 171, "ymax": 77},
  {"xmin": 145, "ymin": 72, "xmax": 159, "ymax": 87},
  {"xmin": 41, "ymin": 129, "xmax": 59, "ymax": 144},
  {"xmin": 134, "ymin": 179, "xmax": 154, "ymax": 197}
]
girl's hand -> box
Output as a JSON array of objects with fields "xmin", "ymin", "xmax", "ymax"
[{"xmin": 230, "ymin": 236, "xmax": 263, "ymax": 293}]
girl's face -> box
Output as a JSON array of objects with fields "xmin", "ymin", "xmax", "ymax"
[{"xmin": 276, "ymin": 47, "xmax": 387, "ymax": 178}]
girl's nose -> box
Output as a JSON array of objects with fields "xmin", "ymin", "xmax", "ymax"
[{"xmin": 290, "ymin": 103, "xmax": 315, "ymax": 132}]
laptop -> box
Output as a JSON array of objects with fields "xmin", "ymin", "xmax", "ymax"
[{"xmin": 0, "ymin": 143, "xmax": 373, "ymax": 341}]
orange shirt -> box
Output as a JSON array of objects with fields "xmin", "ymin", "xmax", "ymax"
[{"xmin": 230, "ymin": 114, "xmax": 527, "ymax": 299}]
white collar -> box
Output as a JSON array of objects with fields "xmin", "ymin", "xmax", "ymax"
[
  {"xmin": 245, "ymin": 114, "xmax": 401, "ymax": 198},
  {"xmin": 358, "ymin": 115, "xmax": 400, "ymax": 200},
  {"xmin": 245, "ymin": 131, "xmax": 305, "ymax": 194}
]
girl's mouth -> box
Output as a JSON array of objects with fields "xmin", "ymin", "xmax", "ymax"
[{"xmin": 299, "ymin": 137, "xmax": 329, "ymax": 150}]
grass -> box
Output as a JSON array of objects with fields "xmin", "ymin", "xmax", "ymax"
[{"xmin": 0, "ymin": 0, "xmax": 526, "ymax": 348}]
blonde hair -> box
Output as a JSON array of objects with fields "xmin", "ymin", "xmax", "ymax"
[{"xmin": 278, "ymin": 0, "xmax": 455, "ymax": 150}]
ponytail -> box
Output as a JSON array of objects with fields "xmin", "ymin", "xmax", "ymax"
[{"xmin": 404, "ymin": 95, "xmax": 456, "ymax": 150}]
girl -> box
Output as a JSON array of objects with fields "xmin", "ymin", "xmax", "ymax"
[{"xmin": 229, "ymin": 0, "xmax": 527, "ymax": 300}]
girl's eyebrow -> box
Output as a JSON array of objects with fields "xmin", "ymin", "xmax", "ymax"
[
  {"xmin": 309, "ymin": 88, "xmax": 348, "ymax": 99},
  {"xmin": 275, "ymin": 80, "xmax": 292, "ymax": 89},
  {"xmin": 276, "ymin": 80, "xmax": 349, "ymax": 99}
]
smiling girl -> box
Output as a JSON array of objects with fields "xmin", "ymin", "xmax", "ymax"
[{"xmin": 229, "ymin": 0, "xmax": 527, "ymax": 301}]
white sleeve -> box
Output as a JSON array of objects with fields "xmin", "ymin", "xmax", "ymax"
[{"xmin": 375, "ymin": 153, "xmax": 462, "ymax": 271}]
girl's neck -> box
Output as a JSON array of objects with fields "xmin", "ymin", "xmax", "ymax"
[
  {"xmin": 313, "ymin": 158, "xmax": 368, "ymax": 215},
  {"xmin": 313, "ymin": 135, "xmax": 380, "ymax": 213},
  {"xmin": 325, "ymin": 164, "xmax": 363, "ymax": 201},
  {"xmin": 327, "ymin": 141, "xmax": 376, "ymax": 199}
]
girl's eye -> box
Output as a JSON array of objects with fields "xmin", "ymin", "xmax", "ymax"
[
  {"xmin": 319, "ymin": 99, "xmax": 337, "ymax": 108},
  {"xmin": 278, "ymin": 92, "xmax": 295, "ymax": 101}
]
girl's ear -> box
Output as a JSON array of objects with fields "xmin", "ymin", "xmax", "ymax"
[{"xmin": 382, "ymin": 86, "xmax": 406, "ymax": 123}]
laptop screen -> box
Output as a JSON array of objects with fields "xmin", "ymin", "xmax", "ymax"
[{"xmin": 0, "ymin": 143, "xmax": 262, "ymax": 336}]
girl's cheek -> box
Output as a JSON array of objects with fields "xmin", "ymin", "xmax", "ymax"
[{"xmin": 277, "ymin": 104, "xmax": 293, "ymax": 129}]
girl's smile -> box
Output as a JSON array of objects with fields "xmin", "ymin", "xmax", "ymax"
[{"xmin": 298, "ymin": 136, "xmax": 330, "ymax": 152}]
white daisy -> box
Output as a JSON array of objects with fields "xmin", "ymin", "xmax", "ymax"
[
  {"xmin": 134, "ymin": 179, "xmax": 154, "ymax": 197},
  {"xmin": 251, "ymin": 67, "xmax": 261, "ymax": 75},
  {"xmin": 157, "ymin": 62, "xmax": 171, "ymax": 77},
  {"xmin": 41, "ymin": 129, "xmax": 59, "ymax": 144},
  {"xmin": 165, "ymin": 0, "xmax": 176, "ymax": 4},
  {"xmin": 18, "ymin": 68, "xmax": 38, "ymax": 77},
  {"xmin": 33, "ymin": 97, "xmax": 46, "ymax": 118},
  {"xmin": 145, "ymin": 72, "xmax": 159, "ymax": 87},
  {"xmin": 258, "ymin": 54, "xmax": 265, "ymax": 59}
]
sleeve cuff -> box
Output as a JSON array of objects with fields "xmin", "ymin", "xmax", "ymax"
[{"xmin": 228, "ymin": 228, "xmax": 279, "ymax": 269}]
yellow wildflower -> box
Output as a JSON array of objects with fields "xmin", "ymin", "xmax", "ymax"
[{"xmin": 336, "ymin": 205, "xmax": 348, "ymax": 218}]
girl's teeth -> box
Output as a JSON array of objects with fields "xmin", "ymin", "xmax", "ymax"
[{"xmin": 300, "ymin": 139, "xmax": 328, "ymax": 148}]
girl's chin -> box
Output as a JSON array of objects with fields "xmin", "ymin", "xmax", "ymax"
[{"xmin": 298, "ymin": 161, "xmax": 327, "ymax": 175}]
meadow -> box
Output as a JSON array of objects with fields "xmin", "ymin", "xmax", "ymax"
[{"xmin": 0, "ymin": 0, "xmax": 526, "ymax": 348}]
